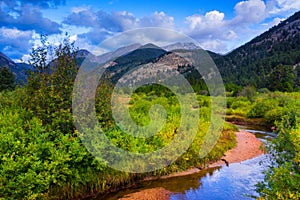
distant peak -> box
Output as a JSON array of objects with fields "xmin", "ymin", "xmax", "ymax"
[
  {"xmin": 163, "ymin": 42, "xmax": 201, "ymax": 51},
  {"xmin": 140, "ymin": 43, "xmax": 161, "ymax": 49},
  {"xmin": 77, "ymin": 49, "xmax": 91, "ymax": 56}
]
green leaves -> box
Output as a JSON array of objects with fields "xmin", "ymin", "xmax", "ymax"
[
  {"xmin": 26, "ymin": 35, "xmax": 79, "ymax": 134},
  {"xmin": 257, "ymin": 114, "xmax": 300, "ymax": 199},
  {"xmin": 0, "ymin": 67, "xmax": 15, "ymax": 92}
]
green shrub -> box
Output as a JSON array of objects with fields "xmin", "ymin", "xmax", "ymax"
[
  {"xmin": 257, "ymin": 114, "xmax": 300, "ymax": 199},
  {"xmin": 247, "ymin": 98, "xmax": 279, "ymax": 118}
]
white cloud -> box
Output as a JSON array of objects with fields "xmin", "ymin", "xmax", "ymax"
[
  {"xmin": 199, "ymin": 40, "xmax": 227, "ymax": 53},
  {"xmin": 234, "ymin": 0, "xmax": 267, "ymax": 24},
  {"xmin": 140, "ymin": 11, "xmax": 174, "ymax": 28},
  {"xmin": 186, "ymin": 10, "xmax": 225, "ymax": 31},
  {"xmin": 267, "ymin": 0, "xmax": 300, "ymax": 15},
  {"xmin": 0, "ymin": 2, "xmax": 61, "ymax": 34},
  {"xmin": 19, "ymin": 54, "xmax": 31, "ymax": 63},
  {"xmin": 184, "ymin": 10, "xmax": 238, "ymax": 52},
  {"xmin": 0, "ymin": 27, "xmax": 33, "ymax": 59},
  {"xmin": 183, "ymin": 0, "xmax": 287, "ymax": 53},
  {"xmin": 62, "ymin": 0, "xmax": 298, "ymax": 55},
  {"xmin": 63, "ymin": 9, "xmax": 175, "ymax": 47},
  {"xmin": 0, "ymin": 27, "xmax": 32, "ymax": 39},
  {"xmin": 267, "ymin": 17, "xmax": 285, "ymax": 26},
  {"xmin": 100, "ymin": 28, "xmax": 188, "ymax": 50},
  {"xmin": 112, "ymin": 11, "xmax": 139, "ymax": 30},
  {"xmin": 69, "ymin": 34, "xmax": 78, "ymax": 42},
  {"xmin": 71, "ymin": 6, "xmax": 91, "ymax": 13}
]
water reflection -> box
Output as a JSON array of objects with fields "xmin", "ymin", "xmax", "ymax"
[
  {"xmin": 105, "ymin": 167, "xmax": 220, "ymax": 200},
  {"xmin": 105, "ymin": 126, "xmax": 273, "ymax": 200},
  {"xmin": 106, "ymin": 155, "xmax": 269, "ymax": 200},
  {"xmin": 170, "ymin": 155, "xmax": 268, "ymax": 200}
]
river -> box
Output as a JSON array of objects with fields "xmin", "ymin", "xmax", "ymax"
[{"xmin": 103, "ymin": 125, "xmax": 274, "ymax": 200}]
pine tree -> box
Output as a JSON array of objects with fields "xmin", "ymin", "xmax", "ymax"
[{"xmin": 0, "ymin": 66, "xmax": 16, "ymax": 91}]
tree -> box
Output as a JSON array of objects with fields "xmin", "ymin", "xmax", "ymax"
[
  {"xmin": 0, "ymin": 66, "xmax": 15, "ymax": 91},
  {"xmin": 239, "ymin": 85, "xmax": 256, "ymax": 101},
  {"xmin": 225, "ymin": 82, "xmax": 242, "ymax": 96},
  {"xmin": 26, "ymin": 35, "xmax": 79, "ymax": 134},
  {"xmin": 267, "ymin": 64, "xmax": 295, "ymax": 92}
]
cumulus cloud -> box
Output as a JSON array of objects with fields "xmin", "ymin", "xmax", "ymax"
[
  {"xmin": 233, "ymin": 0, "xmax": 267, "ymax": 24},
  {"xmin": 266, "ymin": 0, "xmax": 300, "ymax": 15},
  {"xmin": 63, "ymin": 8, "xmax": 97, "ymax": 27},
  {"xmin": 2, "ymin": 0, "xmax": 66, "ymax": 9},
  {"xmin": 266, "ymin": 17, "xmax": 285, "ymax": 27},
  {"xmin": 0, "ymin": 28, "xmax": 33, "ymax": 59},
  {"xmin": 63, "ymin": 9, "xmax": 175, "ymax": 47},
  {"xmin": 200, "ymin": 40, "xmax": 227, "ymax": 53},
  {"xmin": 139, "ymin": 11, "xmax": 174, "ymax": 28},
  {"xmin": 96, "ymin": 10, "xmax": 138, "ymax": 32},
  {"xmin": 64, "ymin": 9, "xmax": 137, "ymax": 32},
  {"xmin": 0, "ymin": 1, "xmax": 61, "ymax": 34},
  {"xmin": 1, "ymin": 0, "xmax": 298, "ymax": 59},
  {"xmin": 0, "ymin": 0, "xmax": 64, "ymax": 59},
  {"xmin": 185, "ymin": 10, "xmax": 227, "ymax": 36},
  {"xmin": 183, "ymin": 0, "xmax": 277, "ymax": 53},
  {"xmin": 184, "ymin": 10, "xmax": 238, "ymax": 52}
]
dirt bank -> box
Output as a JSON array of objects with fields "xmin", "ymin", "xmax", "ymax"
[
  {"xmin": 114, "ymin": 130, "xmax": 264, "ymax": 199},
  {"xmin": 208, "ymin": 130, "xmax": 265, "ymax": 167},
  {"xmin": 118, "ymin": 188, "xmax": 172, "ymax": 200}
]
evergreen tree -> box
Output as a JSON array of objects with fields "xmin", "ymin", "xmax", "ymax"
[
  {"xmin": 26, "ymin": 35, "xmax": 79, "ymax": 134},
  {"xmin": 267, "ymin": 64, "xmax": 295, "ymax": 92},
  {"xmin": 0, "ymin": 66, "xmax": 15, "ymax": 91}
]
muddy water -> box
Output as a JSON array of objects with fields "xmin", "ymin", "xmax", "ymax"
[{"xmin": 103, "ymin": 126, "xmax": 274, "ymax": 200}]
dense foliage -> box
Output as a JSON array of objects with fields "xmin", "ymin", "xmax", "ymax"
[
  {"xmin": 226, "ymin": 91, "xmax": 300, "ymax": 127},
  {"xmin": 214, "ymin": 11, "xmax": 300, "ymax": 91},
  {"xmin": 0, "ymin": 38, "xmax": 236, "ymax": 199},
  {"xmin": 226, "ymin": 91, "xmax": 300, "ymax": 199},
  {"xmin": 256, "ymin": 113, "xmax": 300, "ymax": 200},
  {"xmin": 0, "ymin": 67, "xmax": 15, "ymax": 92}
]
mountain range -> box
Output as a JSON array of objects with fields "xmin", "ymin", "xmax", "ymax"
[{"xmin": 1, "ymin": 10, "xmax": 300, "ymax": 90}]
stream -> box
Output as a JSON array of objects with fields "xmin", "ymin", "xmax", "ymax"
[{"xmin": 103, "ymin": 125, "xmax": 275, "ymax": 200}]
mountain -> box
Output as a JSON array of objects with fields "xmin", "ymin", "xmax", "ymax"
[
  {"xmin": 0, "ymin": 52, "xmax": 30, "ymax": 84},
  {"xmin": 104, "ymin": 43, "xmax": 168, "ymax": 83},
  {"xmin": 215, "ymin": 10, "xmax": 300, "ymax": 89},
  {"xmin": 107, "ymin": 10, "xmax": 300, "ymax": 91},
  {"xmin": 1, "ymin": 11, "xmax": 300, "ymax": 91},
  {"xmin": 97, "ymin": 43, "xmax": 142, "ymax": 64},
  {"xmin": 163, "ymin": 42, "xmax": 201, "ymax": 51},
  {"xmin": 0, "ymin": 52, "xmax": 16, "ymax": 69}
]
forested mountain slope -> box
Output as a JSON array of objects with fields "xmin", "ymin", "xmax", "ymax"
[{"xmin": 215, "ymin": 11, "xmax": 300, "ymax": 90}]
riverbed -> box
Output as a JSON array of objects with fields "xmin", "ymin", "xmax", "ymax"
[{"xmin": 102, "ymin": 126, "xmax": 274, "ymax": 200}]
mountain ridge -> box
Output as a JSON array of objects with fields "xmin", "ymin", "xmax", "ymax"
[
  {"xmin": 1, "ymin": 10, "xmax": 300, "ymax": 90},
  {"xmin": 213, "ymin": 10, "xmax": 300, "ymax": 89}
]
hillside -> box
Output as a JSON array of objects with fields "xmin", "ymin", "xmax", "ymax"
[
  {"xmin": 0, "ymin": 52, "xmax": 30, "ymax": 84},
  {"xmin": 104, "ymin": 44, "xmax": 168, "ymax": 83},
  {"xmin": 101, "ymin": 11, "xmax": 300, "ymax": 91},
  {"xmin": 1, "ymin": 11, "xmax": 300, "ymax": 91},
  {"xmin": 216, "ymin": 10, "xmax": 300, "ymax": 89}
]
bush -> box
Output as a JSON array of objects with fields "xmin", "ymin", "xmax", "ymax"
[
  {"xmin": 247, "ymin": 98, "xmax": 279, "ymax": 118},
  {"xmin": 257, "ymin": 114, "xmax": 300, "ymax": 199}
]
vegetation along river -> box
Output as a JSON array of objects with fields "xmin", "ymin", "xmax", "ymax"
[{"xmin": 102, "ymin": 125, "xmax": 275, "ymax": 200}]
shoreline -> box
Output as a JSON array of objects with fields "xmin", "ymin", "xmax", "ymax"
[
  {"xmin": 146, "ymin": 130, "xmax": 264, "ymax": 180},
  {"xmin": 118, "ymin": 130, "xmax": 265, "ymax": 199}
]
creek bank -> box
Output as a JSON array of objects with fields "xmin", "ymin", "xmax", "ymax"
[
  {"xmin": 225, "ymin": 115, "xmax": 270, "ymax": 129},
  {"xmin": 208, "ymin": 130, "xmax": 265, "ymax": 168},
  {"xmin": 109, "ymin": 130, "xmax": 265, "ymax": 200},
  {"xmin": 146, "ymin": 130, "xmax": 264, "ymax": 180}
]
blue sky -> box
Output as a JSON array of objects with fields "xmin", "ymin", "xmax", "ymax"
[{"xmin": 0, "ymin": 0, "xmax": 299, "ymax": 62}]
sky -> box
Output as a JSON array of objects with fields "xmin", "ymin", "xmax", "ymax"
[{"xmin": 0, "ymin": 0, "xmax": 300, "ymax": 62}]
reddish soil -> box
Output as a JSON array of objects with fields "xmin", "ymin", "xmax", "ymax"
[
  {"xmin": 118, "ymin": 188, "xmax": 172, "ymax": 200},
  {"xmin": 209, "ymin": 130, "xmax": 265, "ymax": 167},
  {"xmin": 116, "ymin": 130, "xmax": 264, "ymax": 199}
]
